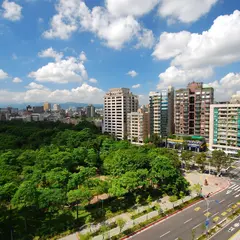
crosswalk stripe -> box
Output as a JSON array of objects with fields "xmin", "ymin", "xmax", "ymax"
[
  {"xmin": 234, "ymin": 186, "xmax": 240, "ymax": 191},
  {"xmin": 229, "ymin": 184, "xmax": 236, "ymax": 189},
  {"xmin": 232, "ymin": 185, "xmax": 239, "ymax": 190}
]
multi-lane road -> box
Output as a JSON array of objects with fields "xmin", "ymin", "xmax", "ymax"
[{"xmin": 130, "ymin": 181, "xmax": 240, "ymax": 240}]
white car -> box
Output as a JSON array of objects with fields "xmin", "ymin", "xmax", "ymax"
[
  {"xmin": 228, "ymin": 227, "xmax": 235, "ymax": 232},
  {"xmin": 234, "ymin": 223, "xmax": 240, "ymax": 228}
]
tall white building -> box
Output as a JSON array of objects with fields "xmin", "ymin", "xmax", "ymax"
[
  {"xmin": 53, "ymin": 104, "xmax": 61, "ymax": 112},
  {"xmin": 103, "ymin": 88, "xmax": 138, "ymax": 139},
  {"xmin": 209, "ymin": 104, "xmax": 240, "ymax": 155}
]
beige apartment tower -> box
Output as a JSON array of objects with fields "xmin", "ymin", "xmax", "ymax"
[
  {"xmin": 103, "ymin": 88, "xmax": 139, "ymax": 139},
  {"xmin": 127, "ymin": 107, "xmax": 150, "ymax": 144},
  {"xmin": 43, "ymin": 102, "xmax": 51, "ymax": 111},
  {"xmin": 175, "ymin": 82, "xmax": 214, "ymax": 140},
  {"xmin": 209, "ymin": 104, "xmax": 240, "ymax": 155}
]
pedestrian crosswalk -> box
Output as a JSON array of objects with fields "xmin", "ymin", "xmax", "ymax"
[{"xmin": 227, "ymin": 183, "xmax": 240, "ymax": 197}]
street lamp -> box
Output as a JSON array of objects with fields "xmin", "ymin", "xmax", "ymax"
[{"xmin": 203, "ymin": 196, "xmax": 219, "ymax": 239}]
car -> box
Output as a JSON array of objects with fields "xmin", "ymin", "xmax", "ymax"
[
  {"xmin": 228, "ymin": 227, "xmax": 235, "ymax": 232},
  {"xmin": 234, "ymin": 223, "xmax": 240, "ymax": 228}
]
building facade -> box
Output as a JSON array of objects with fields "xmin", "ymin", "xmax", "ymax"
[
  {"xmin": 44, "ymin": 102, "xmax": 51, "ymax": 111},
  {"xmin": 127, "ymin": 108, "xmax": 150, "ymax": 144},
  {"xmin": 86, "ymin": 104, "xmax": 95, "ymax": 118},
  {"xmin": 209, "ymin": 104, "xmax": 240, "ymax": 155},
  {"xmin": 175, "ymin": 82, "xmax": 214, "ymax": 140},
  {"xmin": 149, "ymin": 86, "xmax": 174, "ymax": 138},
  {"xmin": 103, "ymin": 88, "xmax": 138, "ymax": 139},
  {"xmin": 53, "ymin": 104, "xmax": 61, "ymax": 112}
]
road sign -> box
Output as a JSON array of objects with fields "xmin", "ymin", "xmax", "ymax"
[{"xmin": 205, "ymin": 219, "xmax": 210, "ymax": 227}]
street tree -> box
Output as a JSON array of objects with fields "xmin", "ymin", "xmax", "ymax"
[
  {"xmin": 211, "ymin": 150, "xmax": 232, "ymax": 173},
  {"xmin": 116, "ymin": 218, "xmax": 126, "ymax": 233},
  {"xmin": 194, "ymin": 153, "xmax": 207, "ymax": 172}
]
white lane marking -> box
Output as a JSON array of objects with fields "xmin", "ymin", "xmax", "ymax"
[
  {"xmin": 184, "ymin": 218, "xmax": 192, "ymax": 224},
  {"xmin": 233, "ymin": 192, "xmax": 239, "ymax": 196},
  {"xmin": 234, "ymin": 186, "xmax": 240, "ymax": 191},
  {"xmin": 160, "ymin": 231, "xmax": 170, "ymax": 238},
  {"xmin": 235, "ymin": 194, "xmax": 240, "ymax": 198},
  {"xmin": 232, "ymin": 185, "xmax": 239, "ymax": 190},
  {"xmin": 203, "ymin": 208, "xmax": 211, "ymax": 213},
  {"xmin": 219, "ymin": 199, "xmax": 225, "ymax": 203},
  {"xmin": 228, "ymin": 202, "xmax": 233, "ymax": 207},
  {"xmin": 229, "ymin": 184, "xmax": 236, "ymax": 189},
  {"xmin": 226, "ymin": 190, "xmax": 232, "ymax": 195},
  {"xmin": 193, "ymin": 223, "xmax": 201, "ymax": 229},
  {"xmin": 212, "ymin": 212, "xmax": 219, "ymax": 218}
]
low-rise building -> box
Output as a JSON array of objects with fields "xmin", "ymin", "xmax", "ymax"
[{"xmin": 209, "ymin": 104, "xmax": 240, "ymax": 155}]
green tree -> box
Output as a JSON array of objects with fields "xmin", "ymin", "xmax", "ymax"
[
  {"xmin": 181, "ymin": 151, "xmax": 193, "ymax": 170},
  {"xmin": 211, "ymin": 150, "xmax": 232, "ymax": 173},
  {"xmin": 190, "ymin": 183, "xmax": 202, "ymax": 196},
  {"xmin": 194, "ymin": 152, "xmax": 207, "ymax": 172},
  {"xmin": 116, "ymin": 218, "xmax": 126, "ymax": 233}
]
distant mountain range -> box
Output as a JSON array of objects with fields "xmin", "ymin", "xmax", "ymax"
[{"xmin": 0, "ymin": 102, "xmax": 104, "ymax": 110}]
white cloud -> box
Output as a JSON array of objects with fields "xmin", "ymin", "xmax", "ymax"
[
  {"xmin": 12, "ymin": 77, "xmax": 22, "ymax": 83},
  {"xmin": 106, "ymin": 0, "xmax": 160, "ymax": 17},
  {"xmin": 38, "ymin": 47, "xmax": 63, "ymax": 62},
  {"xmin": 38, "ymin": 17, "xmax": 44, "ymax": 23},
  {"xmin": 1, "ymin": 0, "xmax": 22, "ymax": 21},
  {"xmin": 132, "ymin": 84, "xmax": 141, "ymax": 89},
  {"xmin": 12, "ymin": 53, "xmax": 18, "ymax": 60},
  {"xmin": 0, "ymin": 69, "xmax": 9, "ymax": 79},
  {"xmin": 127, "ymin": 70, "xmax": 138, "ymax": 78},
  {"xmin": 207, "ymin": 73, "xmax": 240, "ymax": 101},
  {"xmin": 26, "ymin": 82, "xmax": 47, "ymax": 90},
  {"xmin": 160, "ymin": 10, "xmax": 240, "ymax": 69},
  {"xmin": 135, "ymin": 29, "xmax": 155, "ymax": 49},
  {"xmin": 157, "ymin": 66, "xmax": 213, "ymax": 89},
  {"xmin": 89, "ymin": 78, "xmax": 97, "ymax": 83},
  {"xmin": 80, "ymin": 51, "xmax": 87, "ymax": 62},
  {"xmin": 28, "ymin": 56, "xmax": 88, "ymax": 84},
  {"xmin": 158, "ymin": 0, "xmax": 218, "ymax": 23},
  {"xmin": 0, "ymin": 83, "xmax": 104, "ymax": 104},
  {"xmin": 152, "ymin": 31, "xmax": 191, "ymax": 60},
  {"xmin": 43, "ymin": 0, "xmax": 154, "ymax": 49}
]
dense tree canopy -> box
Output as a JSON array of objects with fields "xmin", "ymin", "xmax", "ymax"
[{"xmin": 0, "ymin": 121, "xmax": 189, "ymax": 239}]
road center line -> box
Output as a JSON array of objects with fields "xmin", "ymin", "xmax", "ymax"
[
  {"xmin": 219, "ymin": 199, "xmax": 225, "ymax": 203},
  {"xmin": 193, "ymin": 223, "xmax": 201, "ymax": 229},
  {"xmin": 160, "ymin": 231, "xmax": 170, "ymax": 238},
  {"xmin": 212, "ymin": 212, "xmax": 219, "ymax": 218},
  {"xmin": 184, "ymin": 218, "xmax": 192, "ymax": 224}
]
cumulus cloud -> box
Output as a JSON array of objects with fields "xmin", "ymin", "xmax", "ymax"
[
  {"xmin": 89, "ymin": 78, "xmax": 97, "ymax": 83},
  {"xmin": 132, "ymin": 84, "xmax": 141, "ymax": 89},
  {"xmin": 1, "ymin": 0, "xmax": 22, "ymax": 21},
  {"xmin": 158, "ymin": 0, "xmax": 218, "ymax": 23},
  {"xmin": 29, "ymin": 54, "xmax": 88, "ymax": 84},
  {"xmin": 152, "ymin": 31, "xmax": 191, "ymax": 60},
  {"xmin": 12, "ymin": 77, "xmax": 22, "ymax": 83},
  {"xmin": 0, "ymin": 83, "xmax": 104, "ymax": 104},
  {"xmin": 26, "ymin": 82, "xmax": 47, "ymax": 90},
  {"xmin": 127, "ymin": 70, "xmax": 138, "ymax": 78},
  {"xmin": 135, "ymin": 29, "xmax": 155, "ymax": 49},
  {"xmin": 106, "ymin": 0, "xmax": 160, "ymax": 17},
  {"xmin": 38, "ymin": 47, "xmax": 63, "ymax": 62},
  {"xmin": 154, "ymin": 11, "xmax": 240, "ymax": 69},
  {"xmin": 158, "ymin": 66, "xmax": 213, "ymax": 89},
  {"xmin": 207, "ymin": 73, "xmax": 240, "ymax": 101},
  {"xmin": 79, "ymin": 51, "xmax": 87, "ymax": 62},
  {"xmin": 43, "ymin": 0, "xmax": 154, "ymax": 49},
  {"xmin": 0, "ymin": 69, "xmax": 9, "ymax": 79}
]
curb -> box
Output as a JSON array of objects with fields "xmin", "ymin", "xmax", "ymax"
[{"xmin": 121, "ymin": 179, "xmax": 231, "ymax": 240}]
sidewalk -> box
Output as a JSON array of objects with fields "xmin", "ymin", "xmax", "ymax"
[{"xmin": 59, "ymin": 173, "xmax": 229, "ymax": 240}]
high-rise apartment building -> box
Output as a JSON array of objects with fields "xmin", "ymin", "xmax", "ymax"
[
  {"xmin": 175, "ymin": 82, "xmax": 214, "ymax": 139},
  {"xmin": 127, "ymin": 107, "xmax": 150, "ymax": 144},
  {"xmin": 53, "ymin": 104, "xmax": 61, "ymax": 112},
  {"xmin": 86, "ymin": 104, "xmax": 95, "ymax": 118},
  {"xmin": 44, "ymin": 102, "xmax": 51, "ymax": 111},
  {"xmin": 209, "ymin": 104, "xmax": 240, "ymax": 155},
  {"xmin": 149, "ymin": 86, "xmax": 174, "ymax": 138},
  {"xmin": 103, "ymin": 88, "xmax": 138, "ymax": 139}
]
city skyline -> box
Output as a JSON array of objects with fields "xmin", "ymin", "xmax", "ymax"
[{"xmin": 0, "ymin": 0, "xmax": 240, "ymax": 105}]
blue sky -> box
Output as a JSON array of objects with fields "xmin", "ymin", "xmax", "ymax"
[{"xmin": 0, "ymin": 0, "xmax": 240, "ymax": 105}]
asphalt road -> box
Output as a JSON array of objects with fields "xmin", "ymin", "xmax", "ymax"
[
  {"xmin": 210, "ymin": 215, "xmax": 240, "ymax": 240},
  {"xmin": 131, "ymin": 181, "xmax": 240, "ymax": 240}
]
